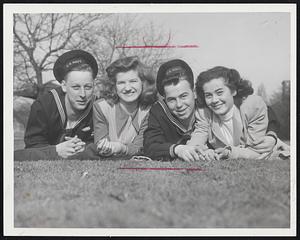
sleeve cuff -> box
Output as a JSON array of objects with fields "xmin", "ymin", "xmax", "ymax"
[{"xmin": 169, "ymin": 144, "xmax": 179, "ymax": 158}]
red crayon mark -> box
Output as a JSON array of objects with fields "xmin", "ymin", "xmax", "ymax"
[
  {"xmin": 116, "ymin": 45, "xmax": 199, "ymax": 49},
  {"xmin": 118, "ymin": 167, "xmax": 205, "ymax": 172}
]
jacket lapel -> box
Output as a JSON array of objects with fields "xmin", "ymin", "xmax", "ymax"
[
  {"xmin": 232, "ymin": 107, "xmax": 243, "ymax": 146},
  {"xmin": 158, "ymin": 100, "xmax": 192, "ymax": 133}
]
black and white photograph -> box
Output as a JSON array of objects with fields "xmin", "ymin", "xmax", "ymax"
[{"xmin": 4, "ymin": 3, "xmax": 296, "ymax": 237}]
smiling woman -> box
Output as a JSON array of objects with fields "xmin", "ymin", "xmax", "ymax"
[
  {"xmin": 188, "ymin": 66, "xmax": 288, "ymax": 161},
  {"xmin": 93, "ymin": 56, "xmax": 157, "ymax": 157}
]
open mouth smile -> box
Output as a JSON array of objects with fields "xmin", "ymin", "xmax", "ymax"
[
  {"xmin": 212, "ymin": 104, "xmax": 223, "ymax": 109},
  {"xmin": 176, "ymin": 109, "xmax": 187, "ymax": 115},
  {"xmin": 123, "ymin": 92, "xmax": 136, "ymax": 96}
]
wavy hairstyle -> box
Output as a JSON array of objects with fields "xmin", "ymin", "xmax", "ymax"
[
  {"xmin": 100, "ymin": 56, "xmax": 157, "ymax": 108},
  {"xmin": 195, "ymin": 66, "xmax": 254, "ymax": 107}
]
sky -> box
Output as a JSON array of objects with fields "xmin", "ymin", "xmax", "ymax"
[
  {"xmin": 40, "ymin": 11, "xmax": 290, "ymax": 99},
  {"xmin": 139, "ymin": 12, "xmax": 290, "ymax": 98}
]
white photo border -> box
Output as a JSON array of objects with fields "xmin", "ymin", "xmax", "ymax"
[{"xmin": 4, "ymin": 3, "xmax": 297, "ymax": 236}]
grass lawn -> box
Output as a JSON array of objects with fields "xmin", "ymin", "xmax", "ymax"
[{"xmin": 14, "ymin": 157, "xmax": 290, "ymax": 228}]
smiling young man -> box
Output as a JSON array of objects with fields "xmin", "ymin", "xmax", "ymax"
[
  {"xmin": 143, "ymin": 59, "xmax": 205, "ymax": 162},
  {"xmin": 14, "ymin": 50, "xmax": 98, "ymax": 160},
  {"xmin": 143, "ymin": 59, "xmax": 282, "ymax": 162}
]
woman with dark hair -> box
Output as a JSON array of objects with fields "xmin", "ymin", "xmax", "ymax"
[
  {"xmin": 93, "ymin": 56, "xmax": 157, "ymax": 157},
  {"xmin": 188, "ymin": 66, "xmax": 287, "ymax": 160}
]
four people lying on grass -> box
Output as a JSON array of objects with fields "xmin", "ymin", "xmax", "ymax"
[{"xmin": 14, "ymin": 50, "xmax": 289, "ymax": 161}]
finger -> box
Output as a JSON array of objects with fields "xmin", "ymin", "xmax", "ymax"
[
  {"xmin": 65, "ymin": 135, "xmax": 77, "ymax": 141},
  {"xmin": 107, "ymin": 141, "xmax": 113, "ymax": 152},
  {"xmin": 206, "ymin": 152, "xmax": 215, "ymax": 162},
  {"xmin": 187, "ymin": 151, "xmax": 197, "ymax": 162},
  {"xmin": 74, "ymin": 141, "xmax": 86, "ymax": 147},
  {"xmin": 197, "ymin": 152, "xmax": 205, "ymax": 161},
  {"xmin": 76, "ymin": 147, "xmax": 85, "ymax": 153},
  {"xmin": 195, "ymin": 147, "xmax": 205, "ymax": 156},
  {"xmin": 97, "ymin": 139, "xmax": 106, "ymax": 150},
  {"xmin": 71, "ymin": 136, "xmax": 82, "ymax": 144},
  {"xmin": 66, "ymin": 142, "xmax": 76, "ymax": 149},
  {"xmin": 102, "ymin": 141, "xmax": 110, "ymax": 152},
  {"xmin": 102, "ymin": 142, "xmax": 112, "ymax": 154},
  {"xmin": 74, "ymin": 144, "xmax": 84, "ymax": 152},
  {"xmin": 195, "ymin": 148, "xmax": 206, "ymax": 160},
  {"xmin": 181, "ymin": 153, "xmax": 192, "ymax": 162},
  {"xmin": 190, "ymin": 150, "xmax": 200, "ymax": 161},
  {"xmin": 67, "ymin": 147, "xmax": 76, "ymax": 154},
  {"xmin": 207, "ymin": 154, "xmax": 214, "ymax": 162},
  {"xmin": 214, "ymin": 153, "xmax": 220, "ymax": 161},
  {"xmin": 101, "ymin": 138, "xmax": 109, "ymax": 148},
  {"xmin": 72, "ymin": 138, "xmax": 81, "ymax": 144}
]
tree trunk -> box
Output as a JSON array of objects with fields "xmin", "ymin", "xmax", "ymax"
[{"xmin": 35, "ymin": 68, "xmax": 45, "ymax": 98}]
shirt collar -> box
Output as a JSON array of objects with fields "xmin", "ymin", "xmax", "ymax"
[
  {"xmin": 115, "ymin": 102, "xmax": 140, "ymax": 136},
  {"xmin": 158, "ymin": 99, "xmax": 195, "ymax": 133}
]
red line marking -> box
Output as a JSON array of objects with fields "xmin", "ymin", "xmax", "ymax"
[
  {"xmin": 116, "ymin": 45, "xmax": 199, "ymax": 49},
  {"xmin": 118, "ymin": 167, "xmax": 205, "ymax": 171}
]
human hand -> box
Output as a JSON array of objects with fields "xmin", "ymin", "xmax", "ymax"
[
  {"xmin": 110, "ymin": 142, "xmax": 127, "ymax": 155},
  {"xmin": 275, "ymin": 138, "xmax": 290, "ymax": 159},
  {"xmin": 97, "ymin": 138, "xmax": 113, "ymax": 156},
  {"xmin": 276, "ymin": 138, "xmax": 290, "ymax": 152},
  {"xmin": 250, "ymin": 136, "xmax": 276, "ymax": 154},
  {"xmin": 174, "ymin": 145, "xmax": 205, "ymax": 162},
  {"xmin": 65, "ymin": 135, "xmax": 86, "ymax": 152},
  {"xmin": 214, "ymin": 148, "xmax": 231, "ymax": 160},
  {"xmin": 202, "ymin": 149, "xmax": 217, "ymax": 162},
  {"xmin": 56, "ymin": 135, "xmax": 85, "ymax": 158}
]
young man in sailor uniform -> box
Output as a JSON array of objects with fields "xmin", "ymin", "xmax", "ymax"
[{"xmin": 15, "ymin": 50, "xmax": 98, "ymax": 160}]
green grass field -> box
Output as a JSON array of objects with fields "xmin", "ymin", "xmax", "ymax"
[{"xmin": 14, "ymin": 157, "xmax": 290, "ymax": 228}]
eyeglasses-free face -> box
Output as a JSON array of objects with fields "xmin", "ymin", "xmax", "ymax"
[
  {"xmin": 115, "ymin": 69, "xmax": 143, "ymax": 105},
  {"xmin": 62, "ymin": 71, "xmax": 94, "ymax": 113},
  {"xmin": 164, "ymin": 79, "xmax": 195, "ymax": 123},
  {"xmin": 202, "ymin": 77, "xmax": 236, "ymax": 116}
]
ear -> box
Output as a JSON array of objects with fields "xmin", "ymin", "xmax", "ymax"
[
  {"xmin": 61, "ymin": 80, "xmax": 67, "ymax": 93},
  {"xmin": 232, "ymin": 89, "xmax": 237, "ymax": 96}
]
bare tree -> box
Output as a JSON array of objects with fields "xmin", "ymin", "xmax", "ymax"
[
  {"xmin": 79, "ymin": 14, "xmax": 173, "ymax": 80},
  {"xmin": 13, "ymin": 13, "xmax": 174, "ymax": 98},
  {"xmin": 13, "ymin": 13, "xmax": 108, "ymax": 95}
]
